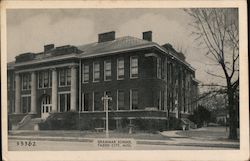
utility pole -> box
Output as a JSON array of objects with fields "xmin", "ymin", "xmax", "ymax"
[{"xmin": 102, "ymin": 95, "xmax": 112, "ymax": 138}]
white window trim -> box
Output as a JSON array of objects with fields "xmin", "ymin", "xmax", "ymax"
[
  {"xmin": 38, "ymin": 71, "xmax": 52, "ymax": 89},
  {"xmin": 58, "ymin": 92, "xmax": 71, "ymax": 112},
  {"xmin": 104, "ymin": 60, "xmax": 112, "ymax": 81},
  {"xmin": 21, "ymin": 74, "xmax": 31, "ymax": 91},
  {"xmin": 21, "ymin": 94, "xmax": 31, "ymax": 113},
  {"xmin": 117, "ymin": 58, "xmax": 125, "ymax": 80},
  {"xmin": 130, "ymin": 56, "xmax": 138, "ymax": 79},
  {"xmin": 58, "ymin": 68, "xmax": 71, "ymax": 87},
  {"xmin": 82, "ymin": 64, "xmax": 89, "ymax": 83},
  {"xmin": 93, "ymin": 62, "xmax": 100, "ymax": 83}
]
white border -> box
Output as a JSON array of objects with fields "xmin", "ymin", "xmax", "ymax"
[{"xmin": 1, "ymin": 1, "xmax": 248, "ymax": 161}]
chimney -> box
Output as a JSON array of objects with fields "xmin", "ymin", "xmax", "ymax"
[
  {"xmin": 143, "ymin": 31, "xmax": 152, "ymax": 41},
  {"xmin": 44, "ymin": 44, "xmax": 54, "ymax": 53},
  {"xmin": 98, "ymin": 31, "xmax": 115, "ymax": 43}
]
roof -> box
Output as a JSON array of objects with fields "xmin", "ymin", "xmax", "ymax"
[
  {"xmin": 78, "ymin": 36, "xmax": 157, "ymax": 57},
  {"xmin": 8, "ymin": 35, "xmax": 196, "ymax": 71}
]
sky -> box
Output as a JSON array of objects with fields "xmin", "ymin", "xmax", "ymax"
[{"xmin": 7, "ymin": 9, "xmax": 225, "ymax": 86}]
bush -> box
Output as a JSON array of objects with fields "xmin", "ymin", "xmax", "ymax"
[
  {"xmin": 133, "ymin": 118, "xmax": 167, "ymax": 132},
  {"xmin": 39, "ymin": 112, "xmax": 78, "ymax": 130},
  {"xmin": 168, "ymin": 117, "xmax": 182, "ymax": 130}
]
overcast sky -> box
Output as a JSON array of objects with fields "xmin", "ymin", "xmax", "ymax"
[{"xmin": 7, "ymin": 9, "xmax": 224, "ymax": 86}]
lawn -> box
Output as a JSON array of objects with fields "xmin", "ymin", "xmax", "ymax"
[{"xmin": 176, "ymin": 127, "xmax": 239, "ymax": 141}]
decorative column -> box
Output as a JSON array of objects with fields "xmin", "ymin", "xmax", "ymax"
[
  {"xmin": 15, "ymin": 73, "xmax": 21, "ymax": 114},
  {"xmin": 70, "ymin": 66, "xmax": 77, "ymax": 111},
  {"xmin": 51, "ymin": 68, "xmax": 58, "ymax": 112},
  {"xmin": 30, "ymin": 71, "xmax": 37, "ymax": 114}
]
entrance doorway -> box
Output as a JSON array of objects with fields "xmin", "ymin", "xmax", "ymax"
[{"xmin": 41, "ymin": 95, "xmax": 52, "ymax": 119}]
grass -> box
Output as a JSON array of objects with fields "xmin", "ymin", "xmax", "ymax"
[{"xmin": 176, "ymin": 127, "xmax": 239, "ymax": 141}]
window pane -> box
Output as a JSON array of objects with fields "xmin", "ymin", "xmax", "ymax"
[
  {"xmin": 67, "ymin": 69, "xmax": 71, "ymax": 85},
  {"xmin": 83, "ymin": 93, "xmax": 91, "ymax": 111},
  {"xmin": 67, "ymin": 93, "xmax": 71, "ymax": 111},
  {"xmin": 132, "ymin": 90, "xmax": 138, "ymax": 109},
  {"xmin": 118, "ymin": 58, "xmax": 124, "ymax": 79},
  {"xmin": 130, "ymin": 57, "xmax": 138, "ymax": 77},
  {"xmin": 38, "ymin": 72, "xmax": 43, "ymax": 88},
  {"xmin": 83, "ymin": 65, "xmax": 89, "ymax": 82},
  {"xmin": 94, "ymin": 62, "xmax": 100, "ymax": 81},
  {"xmin": 60, "ymin": 70, "xmax": 65, "ymax": 86},
  {"xmin": 94, "ymin": 92, "xmax": 102, "ymax": 111},
  {"xmin": 105, "ymin": 60, "xmax": 112, "ymax": 80},
  {"xmin": 44, "ymin": 71, "xmax": 49, "ymax": 87},
  {"xmin": 118, "ymin": 90, "xmax": 125, "ymax": 110},
  {"xmin": 60, "ymin": 94, "xmax": 65, "ymax": 112}
]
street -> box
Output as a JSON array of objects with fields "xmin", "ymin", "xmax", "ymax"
[{"xmin": 8, "ymin": 139, "xmax": 234, "ymax": 151}]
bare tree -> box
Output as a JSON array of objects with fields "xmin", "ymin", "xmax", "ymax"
[{"xmin": 185, "ymin": 8, "xmax": 239, "ymax": 139}]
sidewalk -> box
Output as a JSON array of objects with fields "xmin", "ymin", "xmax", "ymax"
[{"xmin": 8, "ymin": 130, "xmax": 240, "ymax": 149}]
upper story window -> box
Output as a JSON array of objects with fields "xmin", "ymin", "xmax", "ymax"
[
  {"xmin": 93, "ymin": 62, "xmax": 100, "ymax": 82},
  {"xmin": 59, "ymin": 68, "xmax": 71, "ymax": 87},
  {"xmin": 104, "ymin": 60, "xmax": 112, "ymax": 81},
  {"xmin": 157, "ymin": 57, "xmax": 162, "ymax": 79},
  {"xmin": 38, "ymin": 70, "xmax": 52, "ymax": 89},
  {"xmin": 130, "ymin": 56, "xmax": 138, "ymax": 78},
  {"xmin": 117, "ymin": 58, "xmax": 124, "ymax": 80},
  {"xmin": 83, "ymin": 64, "xmax": 89, "ymax": 83},
  {"xmin": 22, "ymin": 73, "xmax": 31, "ymax": 90}
]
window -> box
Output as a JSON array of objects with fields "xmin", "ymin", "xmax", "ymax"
[
  {"xmin": 59, "ymin": 68, "xmax": 71, "ymax": 86},
  {"xmin": 94, "ymin": 92, "xmax": 102, "ymax": 111},
  {"xmin": 22, "ymin": 73, "xmax": 31, "ymax": 90},
  {"xmin": 82, "ymin": 93, "xmax": 91, "ymax": 111},
  {"xmin": 104, "ymin": 91, "xmax": 112, "ymax": 110},
  {"xmin": 117, "ymin": 90, "xmax": 126, "ymax": 110},
  {"xmin": 83, "ymin": 64, "xmax": 89, "ymax": 83},
  {"xmin": 117, "ymin": 58, "xmax": 124, "ymax": 80},
  {"xmin": 21, "ymin": 96, "xmax": 31, "ymax": 113},
  {"xmin": 38, "ymin": 70, "xmax": 52, "ymax": 89},
  {"xmin": 130, "ymin": 56, "xmax": 138, "ymax": 78},
  {"xmin": 59, "ymin": 93, "xmax": 70, "ymax": 112},
  {"xmin": 93, "ymin": 62, "xmax": 100, "ymax": 82},
  {"xmin": 157, "ymin": 57, "xmax": 162, "ymax": 79},
  {"xmin": 104, "ymin": 60, "xmax": 112, "ymax": 81},
  {"xmin": 130, "ymin": 89, "xmax": 139, "ymax": 110}
]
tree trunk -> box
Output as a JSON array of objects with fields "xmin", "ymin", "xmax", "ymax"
[{"xmin": 227, "ymin": 88, "xmax": 238, "ymax": 140}]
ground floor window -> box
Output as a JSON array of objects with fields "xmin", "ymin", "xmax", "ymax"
[
  {"xmin": 82, "ymin": 93, "xmax": 92, "ymax": 111},
  {"xmin": 59, "ymin": 93, "xmax": 70, "ymax": 112},
  {"xmin": 117, "ymin": 90, "xmax": 127, "ymax": 110},
  {"xmin": 94, "ymin": 92, "xmax": 102, "ymax": 111},
  {"xmin": 130, "ymin": 89, "xmax": 139, "ymax": 110},
  {"xmin": 21, "ymin": 95, "xmax": 31, "ymax": 113}
]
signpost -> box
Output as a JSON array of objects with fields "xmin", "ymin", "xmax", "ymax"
[{"xmin": 101, "ymin": 95, "xmax": 112, "ymax": 138}]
